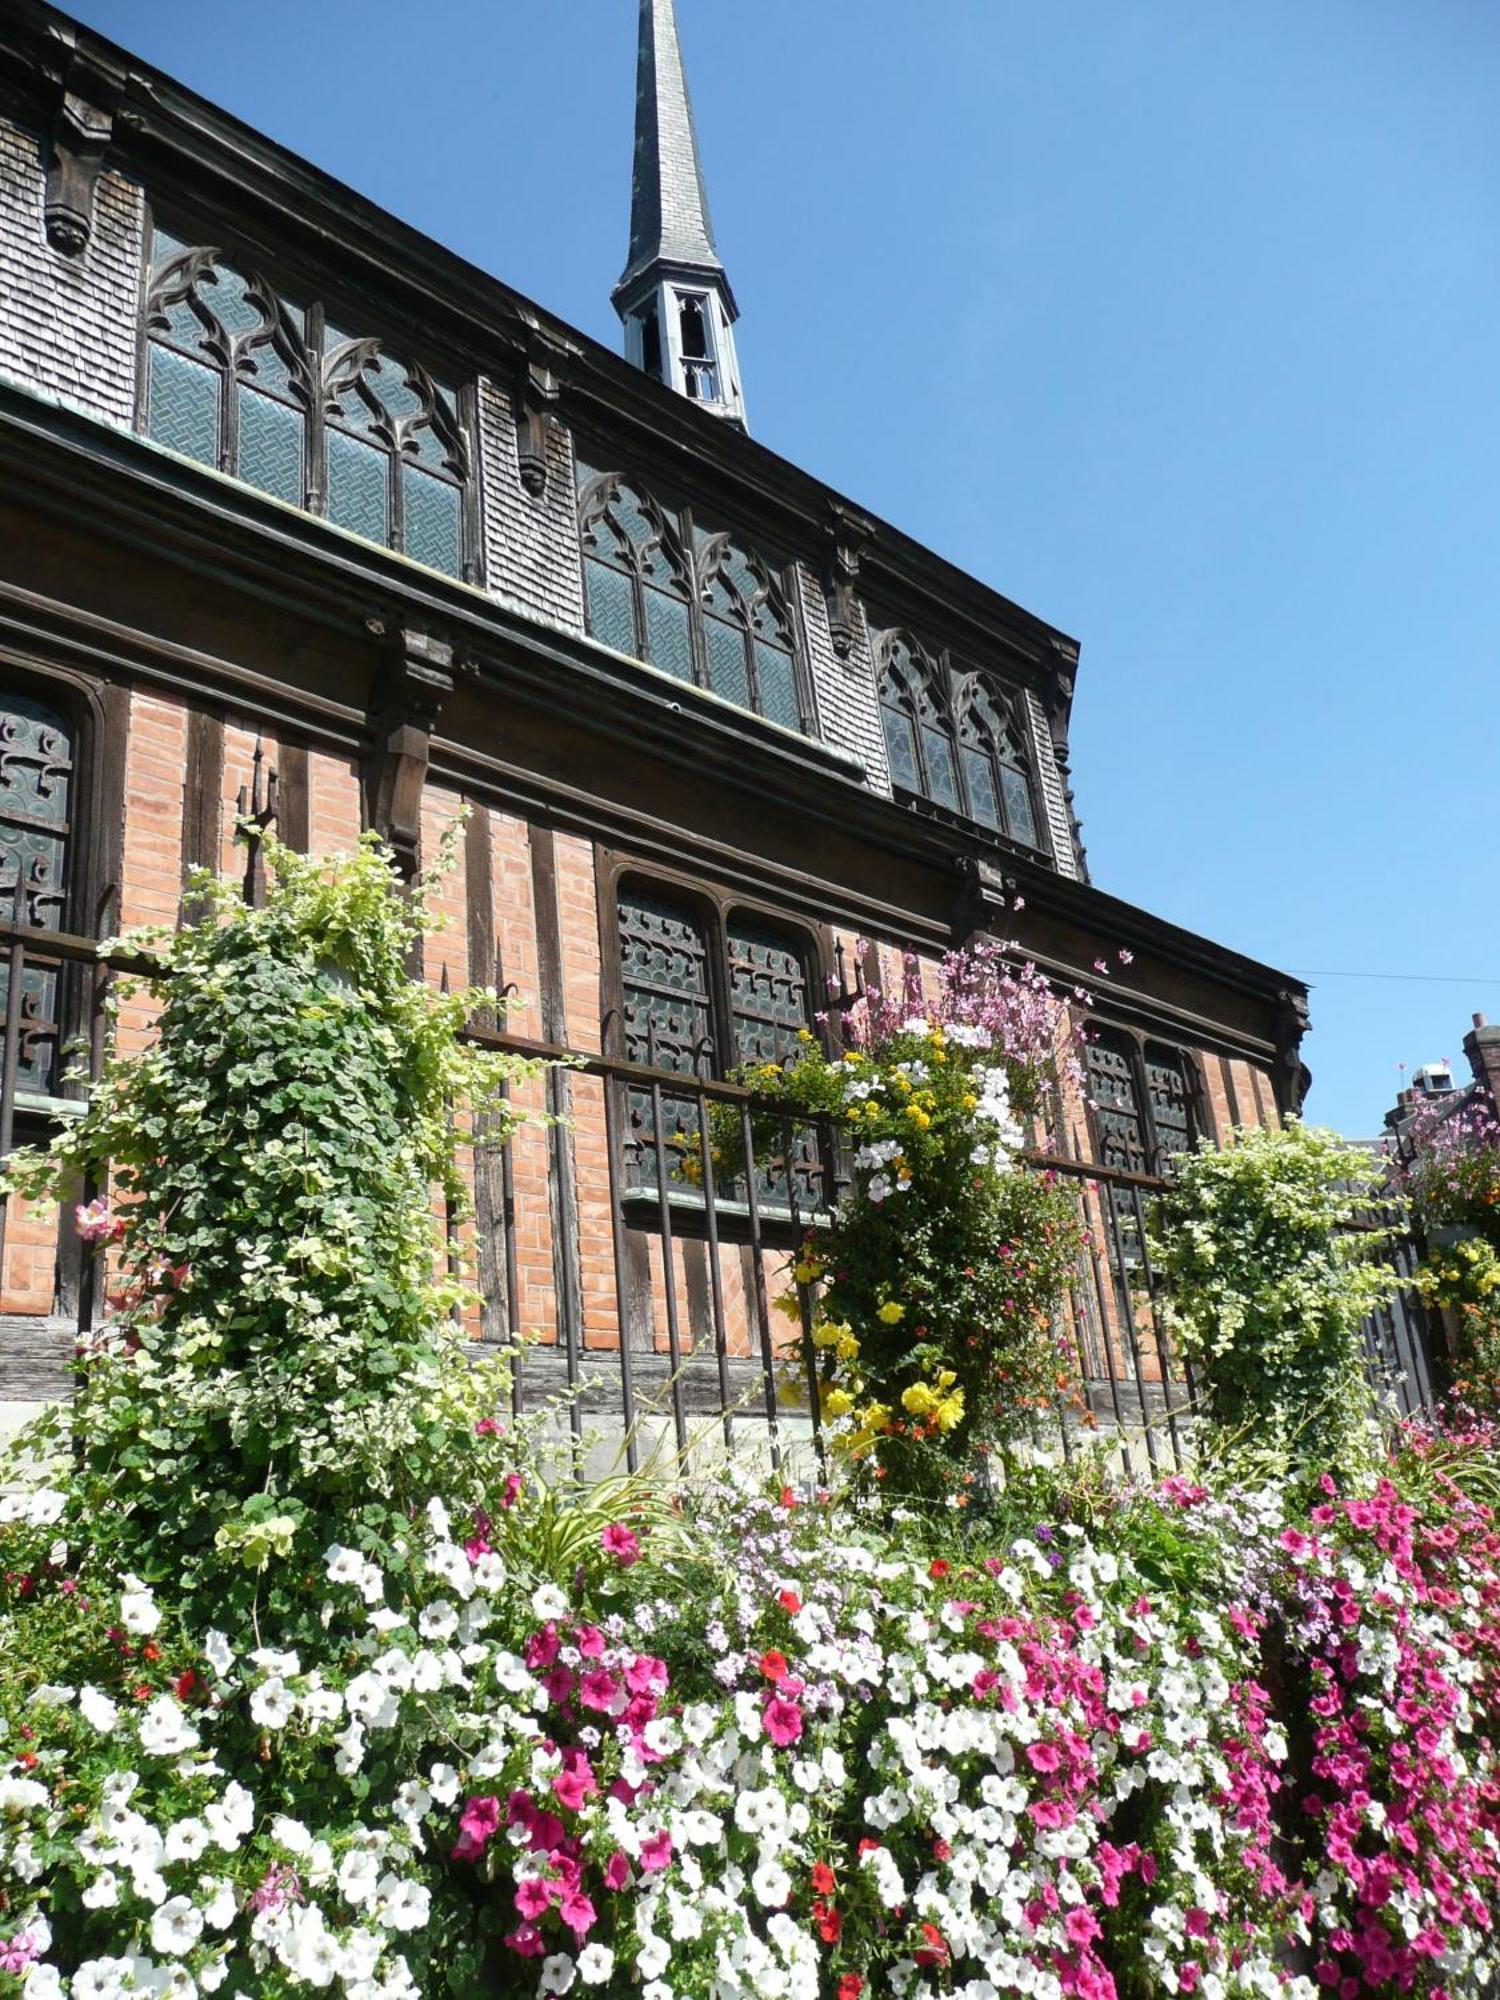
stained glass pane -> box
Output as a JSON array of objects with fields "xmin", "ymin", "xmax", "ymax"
[
  {"xmin": 585, "ymin": 560, "xmax": 638, "ymax": 656},
  {"xmin": 158, "ymin": 297, "xmax": 204, "ymax": 350},
  {"xmin": 614, "ymin": 485, "xmax": 660, "ymax": 556},
  {"xmin": 150, "ymin": 225, "xmax": 189, "ymax": 268},
  {"xmin": 755, "ymin": 643, "xmax": 800, "ymax": 732},
  {"xmin": 1145, "ymin": 1048, "xmax": 1193, "ymax": 1170},
  {"xmin": 1086, "ymin": 1038, "xmax": 1149, "ymax": 1177},
  {"xmin": 237, "ymin": 385, "xmax": 302, "ymax": 504},
  {"xmin": 882, "ymin": 707, "xmax": 920, "ymax": 792},
  {"xmin": 0, "ymin": 693, "xmax": 73, "ymax": 1097},
  {"xmin": 704, "ymin": 617, "xmax": 751, "ymax": 710},
  {"xmin": 243, "ymin": 339, "xmax": 295, "ymax": 397},
  {"xmin": 206, "ymin": 263, "xmax": 265, "ymax": 339},
  {"xmin": 643, "ymin": 587, "xmax": 694, "ymax": 681},
  {"xmin": 148, "ymin": 342, "xmax": 219, "ymax": 467},
  {"xmin": 962, "ymin": 747, "xmax": 1001, "ymax": 830},
  {"xmin": 326, "ymin": 425, "xmax": 390, "ymax": 545},
  {"xmin": 364, "ymin": 350, "xmax": 424, "ymax": 422},
  {"xmin": 728, "ymin": 921, "xmax": 823, "ymax": 1211},
  {"xmin": 1001, "ymin": 765, "xmax": 1039, "ymax": 847},
  {"xmin": 920, "ymin": 724, "xmax": 962, "ymax": 812},
  {"xmin": 402, "ymin": 466, "xmax": 462, "ymax": 577},
  {"xmin": 728, "ymin": 923, "xmax": 810, "ymax": 1069},
  {"xmin": 406, "ymin": 419, "xmax": 452, "ymax": 474},
  {"xmin": 619, "ymin": 893, "xmax": 714, "ymax": 1191}
]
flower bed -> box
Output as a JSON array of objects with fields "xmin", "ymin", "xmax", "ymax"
[{"xmin": 1, "ymin": 842, "xmax": 1497, "ymax": 1998}]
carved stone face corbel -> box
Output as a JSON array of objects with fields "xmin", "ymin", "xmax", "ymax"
[
  {"xmin": 365, "ymin": 625, "xmax": 455, "ymax": 884},
  {"xmin": 43, "ymin": 50, "xmax": 118, "ymax": 258},
  {"xmin": 512, "ymin": 315, "xmax": 574, "ymax": 499},
  {"xmin": 823, "ymin": 504, "xmax": 874, "ymax": 661}
]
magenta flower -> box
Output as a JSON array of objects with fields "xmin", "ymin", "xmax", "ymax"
[
  {"xmin": 603, "ymin": 1850, "xmax": 632, "ymax": 1891},
  {"xmin": 559, "ymin": 1890, "xmax": 597, "ymax": 1939},
  {"xmin": 763, "ymin": 1693, "xmax": 805, "ymax": 1747},
  {"xmin": 0, "ymin": 1932, "xmax": 40, "ymax": 1977},
  {"xmin": 639, "ymin": 1829, "xmax": 674, "ymax": 1874},
  {"xmin": 75, "ymin": 1198, "xmax": 123, "ymax": 1245},
  {"xmin": 601, "ymin": 1521, "xmax": 641, "ymax": 1566},
  {"xmin": 452, "ymin": 1794, "xmax": 502, "ymax": 1863},
  {"xmin": 513, "ymin": 1877, "xmax": 553, "ymax": 1920}
]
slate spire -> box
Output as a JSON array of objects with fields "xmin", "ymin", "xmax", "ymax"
[{"xmin": 613, "ymin": 0, "xmax": 747, "ymax": 428}]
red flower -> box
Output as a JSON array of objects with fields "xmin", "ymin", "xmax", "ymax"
[
  {"xmin": 814, "ymin": 1902, "xmax": 842, "ymax": 1943},
  {"xmin": 760, "ymin": 1649, "xmax": 790, "ymax": 1684},
  {"xmin": 838, "ymin": 1979, "xmax": 864, "ymax": 2000},
  {"xmin": 810, "ymin": 1861, "xmax": 836, "ymax": 1896},
  {"xmin": 780, "ymin": 1486, "xmax": 797, "ymax": 1510},
  {"xmin": 915, "ymin": 1922, "xmax": 950, "ymax": 1968},
  {"xmin": 778, "ymin": 1588, "xmax": 802, "ymax": 1614},
  {"xmin": 929, "ymin": 1559, "xmax": 950, "ymax": 1580},
  {"xmin": 172, "ymin": 1669, "xmax": 199, "ymax": 1702}
]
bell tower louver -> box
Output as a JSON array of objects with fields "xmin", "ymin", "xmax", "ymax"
[{"xmin": 613, "ymin": 0, "xmax": 748, "ymax": 430}]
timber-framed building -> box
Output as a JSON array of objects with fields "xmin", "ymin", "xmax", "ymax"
[{"xmin": 0, "ymin": 0, "xmax": 1310, "ymax": 1445}]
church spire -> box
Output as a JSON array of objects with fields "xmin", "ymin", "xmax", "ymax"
[{"xmin": 613, "ymin": 0, "xmax": 747, "ymax": 429}]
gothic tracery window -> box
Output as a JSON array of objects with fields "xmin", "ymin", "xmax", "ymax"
[
  {"xmin": 877, "ymin": 631, "xmax": 1044, "ymax": 849},
  {"xmin": 1085, "ymin": 1030, "xmax": 1199, "ymax": 1179},
  {"xmin": 614, "ymin": 885, "xmax": 816, "ymax": 1195},
  {"xmin": 577, "ymin": 466, "xmax": 806, "ymax": 733},
  {"xmin": 0, "ymin": 689, "xmax": 75, "ymax": 1097},
  {"xmin": 142, "ymin": 226, "xmax": 470, "ymax": 579}
]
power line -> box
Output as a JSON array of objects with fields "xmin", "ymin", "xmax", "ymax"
[{"xmin": 1296, "ymin": 968, "xmax": 1500, "ymax": 984}]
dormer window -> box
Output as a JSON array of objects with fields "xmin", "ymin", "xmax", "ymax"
[
  {"xmin": 876, "ymin": 629, "xmax": 1044, "ymax": 851},
  {"xmin": 140, "ymin": 224, "xmax": 473, "ymax": 580}
]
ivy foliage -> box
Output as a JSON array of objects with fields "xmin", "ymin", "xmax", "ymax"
[
  {"xmin": 4, "ymin": 830, "xmax": 547, "ymax": 1606},
  {"xmin": 1151, "ymin": 1122, "xmax": 1399, "ymax": 1480}
]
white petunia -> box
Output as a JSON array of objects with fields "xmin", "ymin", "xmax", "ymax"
[
  {"xmin": 138, "ymin": 1696, "xmax": 198, "ymax": 1757},
  {"xmin": 338, "ymin": 1848, "xmax": 382, "ymax": 1908},
  {"xmin": 118, "ymin": 1575, "xmax": 162, "ymax": 1636},
  {"xmin": 541, "ymin": 1953, "xmax": 577, "ymax": 1994},
  {"xmin": 151, "ymin": 1895, "xmax": 205, "ymax": 1956},
  {"xmin": 79, "ymin": 1687, "xmax": 120, "ymax": 1735},
  {"xmin": 164, "ymin": 1818, "xmax": 210, "ymax": 1863},
  {"xmin": 576, "ymin": 1946, "xmax": 615, "ymax": 1987},
  {"xmin": 249, "ymin": 1678, "xmax": 296, "ymax": 1729}
]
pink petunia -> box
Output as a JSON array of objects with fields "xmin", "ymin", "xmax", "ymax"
[
  {"xmin": 602, "ymin": 1522, "xmax": 641, "ymax": 1566},
  {"xmin": 763, "ymin": 1693, "xmax": 805, "ymax": 1747},
  {"xmin": 639, "ymin": 1829, "xmax": 674, "ymax": 1874}
]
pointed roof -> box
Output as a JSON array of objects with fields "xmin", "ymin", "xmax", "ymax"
[{"xmin": 615, "ymin": 0, "xmax": 736, "ymax": 314}]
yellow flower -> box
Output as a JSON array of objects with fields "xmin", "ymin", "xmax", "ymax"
[
  {"xmin": 835, "ymin": 1332, "xmax": 861, "ymax": 1363},
  {"xmin": 905, "ymin": 1105, "xmax": 931, "ymax": 1130},
  {"xmin": 962, "ymin": 1093, "xmax": 979, "ymax": 1112},
  {"xmin": 773, "ymin": 1291, "xmax": 802, "ymax": 1321},
  {"xmin": 792, "ymin": 1260, "xmax": 821, "ymax": 1287},
  {"xmin": 902, "ymin": 1381, "xmax": 939, "ymax": 1417},
  {"xmin": 877, "ymin": 1301, "xmax": 905, "ymax": 1325},
  {"xmin": 934, "ymin": 1389, "xmax": 966, "ymax": 1433},
  {"xmin": 797, "ymin": 1028, "xmax": 814, "ymax": 1043},
  {"xmin": 893, "ymin": 1073, "xmax": 912, "ymax": 1095},
  {"xmin": 812, "ymin": 1319, "xmax": 852, "ymax": 1350},
  {"xmin": 822, "ymin": 1387, "xmax": 855, "ymax": 1420},
  {"xmin": 860, "ymin": 1401, "xmax": 892, "ymax": 1433}
]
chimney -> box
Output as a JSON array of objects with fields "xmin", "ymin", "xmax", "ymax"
[{"xmin": 1463, "ymin": 1013, "xmax": 1500, "ymax": 1107}]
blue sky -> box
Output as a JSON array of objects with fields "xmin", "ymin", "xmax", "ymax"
[{"xmin": 69, "ymin": 0, "xmax": 1500, "ymax": 1136}]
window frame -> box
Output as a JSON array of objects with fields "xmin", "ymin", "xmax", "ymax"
[
  {"xmin": 1083, "ymin": 1024, "xmax": 1207, "ymax": 1179},
  {"xmin": 0, "ymin": 658, "xmax": 127, "ymax": 1111},
  {"xmin": 135, "ymin": 201, "xmax": 481, "ymax": 585},
  {"xmin": 875, "ymin": 627, "xmax": 1048, "ymax": 855},
  {"xmin": 598, "ymin": 854, "xmax": 834, "ymax": 1235},
  {"xmin": 575, "ymin": 459, "xmax": 815, "ymax": 736}
]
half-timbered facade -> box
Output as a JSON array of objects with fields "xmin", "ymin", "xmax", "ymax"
[{"xmin": 0, "ymin": 0, "xmax": 1310, "ymax": 1450}]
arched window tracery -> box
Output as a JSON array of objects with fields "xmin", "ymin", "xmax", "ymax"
[
  {"xmin": 141, "ymin": 226, "xmax": 471, "ymax": 578},
  {"xmin": 877, "ymin": 631, "xmax": 1045, "ymax": 850},
  {"xmin": 577, "ymin": 467, "xmax": 806, "ymax": 733}
]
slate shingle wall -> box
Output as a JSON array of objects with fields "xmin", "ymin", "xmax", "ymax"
[
  {"xmin": 478, "ymin": 378, "xmax": 586, "ymax": 635},
  {"xmin": 795, "ymin": 565, "xmax": 888, "ymax": 792},
  {"xmin": 1024, "ymin": 686, "xmax": 1081, "ymax": 880},
  {"xmin": 0, "ymin": 116, "xmax": 141, "ymax": 428}
]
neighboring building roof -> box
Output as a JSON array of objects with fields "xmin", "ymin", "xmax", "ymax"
[{"xmin": 616, "ymin": 0, "xmax": 731, "ymax": 310}]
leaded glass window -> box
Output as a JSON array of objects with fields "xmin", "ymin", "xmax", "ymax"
[
  {"xmin": 618, "ymin": 892, "xmax": 714, "ymax": 1190},
  {"xmin": 1087, "ymin": 1032, "xmax": 1199, "ymax": 1180},
  {"xmin": 576, "ymin": 467, "xmax": 806, "ymax": 733},
  {"xmin": 956, "ymin": 676, "xmax": 1042, "ymax": 849},
  {"xmin": 878, "ymin": 632, "xmax": 1046, "ymax": 851},
  {"xmin": 1145, "ymin": 1046, "xmax": 1196, "ymax": 1169},
  {"xmin": 877, "ymin": 633, "xmax": 962, "ymax": 814},
  {"xmin": 615, "ymin": 888, "xmax": 819, "ymax": 1200},
  {"xmin": 142, "ymin": 226, "xmax": 470, "ymax": 579},
  {"xmin": 0, "ymin": 690, "xmax": 74, "ymax": 1096},
  {"xmin": 1086, "ymin": 1034, "xmax": 1151, "ymax": 1178}
]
